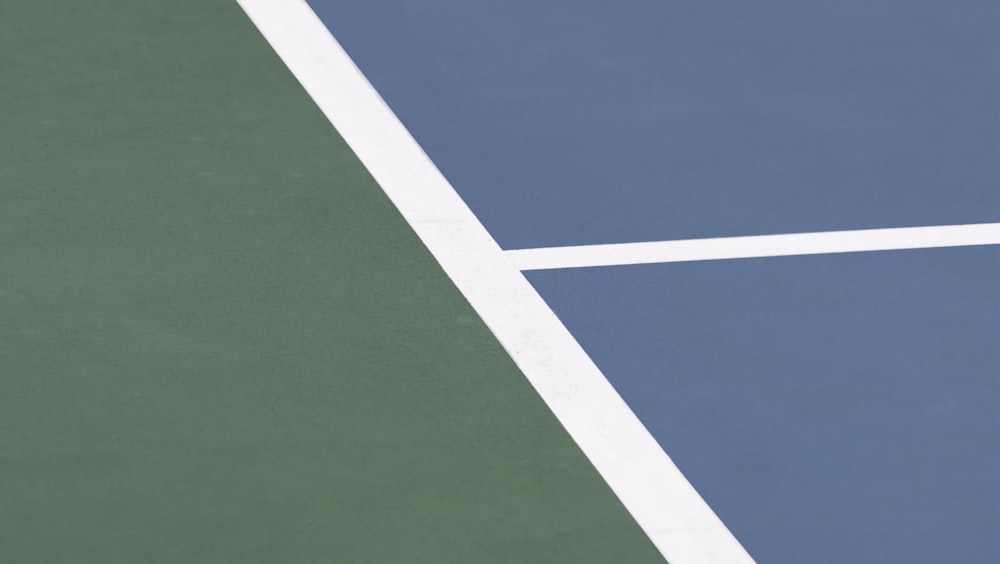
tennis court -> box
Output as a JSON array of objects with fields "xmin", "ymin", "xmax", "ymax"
[{"xmin": 4, "ymin": 1, "xmax": 998, "ymax": 562}]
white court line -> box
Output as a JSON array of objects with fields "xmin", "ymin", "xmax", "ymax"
[
  {"xmin": 508, "ymin": 223, "xmax": 1000, "ymax": 271},
  {"xmin": 235, "ymin": 1, "xmax": 754, "ymax": 562}
]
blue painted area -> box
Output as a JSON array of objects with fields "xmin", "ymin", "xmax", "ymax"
[
  {"xmin": 304, "ymin": 1, "xmax": 1000, "ymax": 559},
  {"xmin": 307, "ymin": 0, "xmax": 999, "ymax": 249},
  {"xmin": 526, "ymin": 246, "xmax": 1000, "ymax": 563}
]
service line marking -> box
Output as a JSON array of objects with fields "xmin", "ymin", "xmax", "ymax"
[
  {"xmin": 236, "ymin": 0, "xmax": 754, "ymax": 563},
  {"xmin": 507, "ymin": 223, "xmax": 1000, "ymax": 271}
]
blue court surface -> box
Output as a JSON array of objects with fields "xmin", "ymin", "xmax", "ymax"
[
  {"xmin": 301, "ymin": 1, "xmax": 999, "ymax": 561},
  {"xmin": 528, "ymin": 247, "xmax": 999, "ymax": 563},
  {"xmin": 310, "ymin": 0, "xmax": 999, "ymax": 248}
]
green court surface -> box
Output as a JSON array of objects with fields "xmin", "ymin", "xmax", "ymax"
[{"xmin": 0, "ymin": 1, "xmax": 662, "ymax": 562}]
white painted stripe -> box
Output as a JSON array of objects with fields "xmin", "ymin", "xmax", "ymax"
[
  {"xmin": 235, "ymin": 1, "xmax": 754, "ymax": 562},
  {"xmin": 508, "ymin": 223, "xmax": 1000, "ymax": 271}
]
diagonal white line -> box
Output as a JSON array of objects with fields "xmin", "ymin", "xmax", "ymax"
[
  {"xmin": 507, "ymin": 223, "xmax": 1000, "ymax": 271},
  {"xmin": 235, "ymin": 0, "xmax": 754, "ymax": 562}
]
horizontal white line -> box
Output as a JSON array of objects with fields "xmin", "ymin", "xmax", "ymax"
[{"xmin": 506, "ymin": 223, "xmax": 1000, "ymax": 270}]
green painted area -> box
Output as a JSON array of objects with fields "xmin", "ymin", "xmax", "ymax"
[{"xmin": 0, "ymin": 1, "xmax": 663, "ymax": 562}]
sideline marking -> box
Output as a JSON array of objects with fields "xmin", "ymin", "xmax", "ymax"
[
  {"xmin": 235, "ymin": 0, "xmax": 754, "ymax": 562},
  {"xmin": 508, "ymin": 223, "xmax": 1000, "ymax": 271}
]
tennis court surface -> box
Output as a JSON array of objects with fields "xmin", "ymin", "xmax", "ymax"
[{"xmin": 4, "ymin": 1, "xmax": 998, "ymax": 562}]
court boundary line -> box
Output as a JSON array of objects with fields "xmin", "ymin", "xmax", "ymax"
[
  {"xmin": 235, "ymin": 0, "xmax": 754, "ymax": 562},
  {"xmin": 508, "ymin": 223, "xmax": 1000, "ymax": 270}
]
